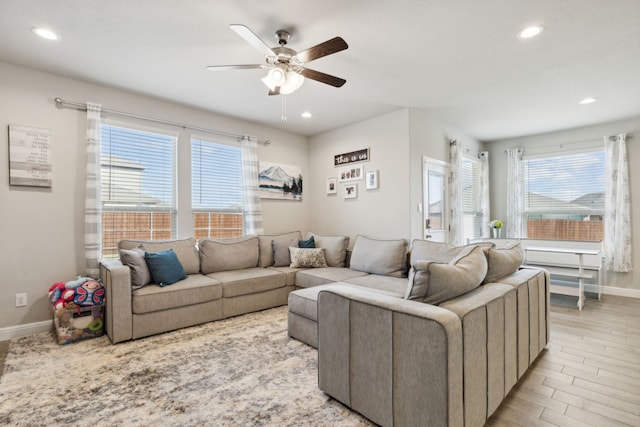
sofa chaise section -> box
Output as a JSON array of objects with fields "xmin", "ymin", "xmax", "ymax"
[{"xmin": 317, "ymin": 285, "xmax": 464, "ymax": 427}]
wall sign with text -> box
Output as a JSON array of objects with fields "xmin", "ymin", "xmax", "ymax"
[
  {"xmin": 8, "ymin": 124, "xmax": 52, "ymax": 188},
  {"xmin": 334, "ymin": 148, "xmax": 369, "ymax": 166}
]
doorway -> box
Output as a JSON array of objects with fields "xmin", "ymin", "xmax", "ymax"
[{"xmin": 423, "ymin": 156, "xmax": 449, "ymax": 242}]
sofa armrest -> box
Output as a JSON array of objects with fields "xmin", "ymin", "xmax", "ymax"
[
  {"xmin": 100, "ymin": 261, "xmax": 133, "ymax": 343},
  {"xmin": 317, "ymin": 285, "xmax": 463, "ymax": 427}
]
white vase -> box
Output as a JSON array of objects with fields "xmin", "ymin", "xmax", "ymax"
[{"xmin": 491, "ymin": 228, "xmax": 502, "ymax": 239}]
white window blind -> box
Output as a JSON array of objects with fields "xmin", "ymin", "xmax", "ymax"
[
  {"xmin": 523, "ymin": 149, "xmax": 605, "ymax": 241},
  {"xmin": 101, "ymin": 124, "xmax": 176, "ymax": 210},
  {"xmin": 461, "ymin": 156, "xmax": 482, "ymax": 241},
  {"xmin": 100, "ymin": 124, "xmax": 177, "ymax": 257},
  {"xmin": 524, "ymin": 150, "xmax": 605, "ymax": 215},
  {"xmin": 191, "ymin": 138, "xmax": 243, "ymax": 211}
]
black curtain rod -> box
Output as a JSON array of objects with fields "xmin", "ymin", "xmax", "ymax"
[{"xmin": 54, "ymin": 97, "xmax": 271, "ymax": 146}]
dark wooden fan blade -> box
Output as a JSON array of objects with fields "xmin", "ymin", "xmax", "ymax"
[
  {"xmin": 230, "ymin": 24, "xmax": 276, "ymax": 57},
  {"xmin": 268, "ymin": 87, "xmax": 281, "ymax": 96},
  {"xmin": 295, "ymin": 37, "xmax": 348, "ymax": 64},
  {"xmin": 206, "ymin": 64, "xmax": 265, "ymax": 71},
  {"xmin": 300, "ymin": 68, "xmax": 346, "ymax": 87}
]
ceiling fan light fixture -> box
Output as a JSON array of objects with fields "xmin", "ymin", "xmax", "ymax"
[
  {"xmin": 280, "ymin": 70, "xmax": 305, "ymax": 95},
  {"xmin": 261, "ymin": 66, "xmax": 286, "ymax": 90}
]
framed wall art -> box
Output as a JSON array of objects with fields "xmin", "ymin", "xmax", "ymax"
[
  {"xmin": 258, "ymin": 161, "xmax": 303, "ymax": 201},
  {"xmin": 8, "ymin": 124, "xmax": 52, "ymax": 188},
  {"xmin": 343, "ymin": 183, "xmax": 358, "ymax": 199},
  {"xmin": 365, "ymin": 170, "xmax": 379, "ymax": 190},
  {"xmin": 338, "ymin": 164, "xmax": 363, "ymax": 182},
  {"xmin": 326, "ymin": 177, "xmax": 337, "ymax": 194}
]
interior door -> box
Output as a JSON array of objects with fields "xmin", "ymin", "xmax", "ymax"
[{"xmin": 423, "ymin": 157, "xmax": 449, "ymax": 242}]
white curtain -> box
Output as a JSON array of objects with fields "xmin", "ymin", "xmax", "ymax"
[
  {"xmin": 479, "ymin": 151, "xmax": 491, "ymax": 238},
  {"xmin": 448, "ymin": 141, "xmax": 464, "ymax": 245},
  {"xmin": 85, "ymin": 103, "xmax": 102, "ymax": 278},
  {"xmin": 240, "ymin": 135, "xmax": 264, "ymax": 235},
  {"xmin": 604, "ymin": 133, "xmax": 632, "ymax": 272},
  {"xmin": 505, "ymin": 147, "xmax": 524, "ymax": 238}
]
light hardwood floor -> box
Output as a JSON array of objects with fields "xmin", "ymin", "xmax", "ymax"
[{"xmin": 486, "ymin": 295, "xmax": 640, "ymax": 427}]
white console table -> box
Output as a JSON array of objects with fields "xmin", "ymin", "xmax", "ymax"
[{"xmin": 524, "ymin": 246, "xmax": 601, "ymax": 310}]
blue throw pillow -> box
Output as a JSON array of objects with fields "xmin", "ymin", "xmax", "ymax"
[
  {"xmin": 298, "ymin": 236, "xmax": 315, "ymax": 248},
  {"xmin": 144, "ymin": 249, "xmax": 187, "ymax": 287}
]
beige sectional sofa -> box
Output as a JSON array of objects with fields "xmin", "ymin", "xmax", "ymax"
[
  {"xmin": 100, "ymin": 230, "xmax": 548, "ymax": 427},
  {"xmin": 287, "ymin": 237, "xmax": 549, "ymax": 427}
]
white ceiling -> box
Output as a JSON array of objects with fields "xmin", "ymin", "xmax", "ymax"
[{"xmin": 1, "ymin": 0, "xmax": 639, "ymax": 141}]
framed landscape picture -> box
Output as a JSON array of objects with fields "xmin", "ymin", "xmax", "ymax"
[{"xmin": 258, "ymin": 161, "xmax": 303, "ymax": 201}]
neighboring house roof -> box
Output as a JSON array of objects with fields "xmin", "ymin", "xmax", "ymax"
[{"xmin": 525, "ymin": 192, "xmax": 600, "ymax": 212}]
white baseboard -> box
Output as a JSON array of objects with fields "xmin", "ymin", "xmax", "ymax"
[
  {"xmin": 0, "ymin": 320, "xmax": 53, "ymax": 341},
  {"xmin": 595, "ymin": 285, "xmax": 640, "ymax": 299}
]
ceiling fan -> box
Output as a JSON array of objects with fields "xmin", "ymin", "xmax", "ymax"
[{"xmin": 207, "ymin": 24, "xmax": 348, "ymax": 95}]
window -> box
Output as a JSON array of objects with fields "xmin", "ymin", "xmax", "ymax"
[
  {"xmin": 101, "ymin": 124, "xmax": 177, "ymax": 258},
  {"xmin": 191, "ymin": 138, "xmax": 244, "ymax": 239},
  {"xmin": 461, "ymin": 156, "xmax": 482, "ymax": 241},
  {"xmin": 523, "ymin": 150, "xmax": 605, "ymax": 241}
]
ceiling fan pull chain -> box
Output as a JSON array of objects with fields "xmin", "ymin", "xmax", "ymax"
[{"xmin": 281, "ymin": 94, "xmax": 287, "ymax": 122}]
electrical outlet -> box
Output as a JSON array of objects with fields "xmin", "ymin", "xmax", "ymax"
[{"xmin": 16, "ymin": 293, "xmax": 27, "ymax": 307}]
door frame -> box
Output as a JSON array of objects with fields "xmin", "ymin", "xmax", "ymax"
[{"xmin": 422, "ymin": 156, "xmax": 449, "ymax": 242}]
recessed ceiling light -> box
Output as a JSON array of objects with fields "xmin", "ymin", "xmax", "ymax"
[
  {"xmin": 32, "ymin": 27, "xmax": 59, "ymax": 41},
  {"xmin": 518, "ymin": 25, "xmax": 544, "ymax": 39},
  {"xmin": 579, "ymin": 97, "xmax": 597, "ymax": 105},
  {"xmin": 301, "ymin": 111, "xmax": 312, "ymax": 119}
]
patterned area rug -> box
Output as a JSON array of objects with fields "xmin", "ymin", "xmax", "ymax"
[{"xmin": 0, "ymin": 306, "xmax": 373, "ymax": 426}]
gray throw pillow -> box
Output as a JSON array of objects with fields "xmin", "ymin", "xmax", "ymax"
[
  {"xmin": 349, "ymin": 235, "xmax": 407, "ymax": 276},
  {"xmin": 257, "ymin": 231, "xmax": 302, "ymax": 267},
  {"xmin": 119, "ymin": 245, "xmax": 151, "ymax": 290},
  {"xmin": 272, "ymin": 238, "xmax": 299, "ymax": 267},
  {"xmin": 405, "ymin": 243, "xmax": 487, "ymax": 304},
  {"xmin": 305, "ymin": 231, "xmax": 349, "ymax": 267},
  {"xmin": 483, "ymin": 241, "xmax": 525, "ymax": 284}
]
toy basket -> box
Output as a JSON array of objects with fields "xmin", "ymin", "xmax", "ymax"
[{"xmin": 53, "ymin": 302, "xmax": 104, "ymax": 345}]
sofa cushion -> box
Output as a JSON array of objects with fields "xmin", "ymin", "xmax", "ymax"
[
  {"xmin": 144, "ymin": 249, "xmax": 188, "ymax": 287},
  {"xmin": 131, "ymin": 274, "xmax": 222, "ymax": 314},
  {"xmin": 118, "ymin": 238, "xmax": 200, "ymax": 275},
  {"xmin": 306, "ymin": 231, "xmax": 349, "ymax": 267},
  {"xmin": 295, "ymin": 267, "xmax": 369, "ymax": 288},
  {"xmin": 257, "ymin": 231, "xmax": 302, "ymax": 267},
  {"xmin": 483, "ymin": 241, "xmax": 525, "ymax": 284},
  {"xmin": 199, "ymin": 236, "xmax": 259, "ymax": 274},
  {"xmin": 272, "ymin": 238, "xmax": 299, "ymax": 267},
  {"xmin": 405, "ymin": 242, "xmax": 487, "ymax": 304},
  {"xmin": 119, "ymin": 245, "xmax": 151, "ymax": 289},
  {"xmin": 205, "ymin": 267, "xmax": 286, "ymax": 298},
  {"xmin": 343, "ymin": 274, "xmax": 408, "ymax": 297},
  {"xmin": 289, "ymin": 247, "xmax": 328, "ymax": 268},
  {"xmin": 349, "ymin": 235, "xmax": 407, "ymax": 276}
]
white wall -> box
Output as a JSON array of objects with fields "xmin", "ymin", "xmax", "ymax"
[
  {"xmin": 308, "ymin": 109, "xmax": 411, "ymax": 245},
  {"xmin": 486, "ymin": 116, "xmax": 640, "ymax": 294},
  {"xmin": 0, "ymin": 61, "xmax": 309, "ymax": 329},
  {"xmin": 408, "ymin": 109, "xmax": 485, "ymax": 241}
]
